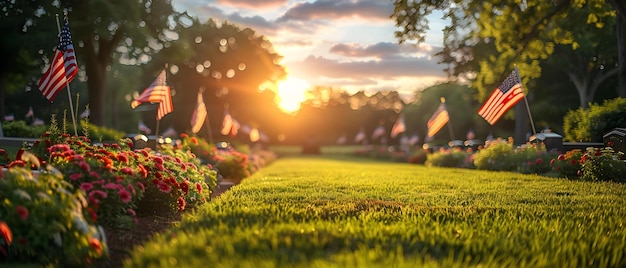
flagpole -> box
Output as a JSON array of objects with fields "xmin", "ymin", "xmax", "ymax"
[
  {"xmin": 56, "ymin": 13, "xmax": 78, "ymax": 136},
  {"xmin": 514, "ymin": 66, "xmax": 537, "ymax": 138},
  {"xmin": 441, "ymin": 97, "xmax": 455, "ymax": 140}
]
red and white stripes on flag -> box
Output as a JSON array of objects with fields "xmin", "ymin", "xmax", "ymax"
[
  {"xmin": 427, "ymin": 102, "xmax": 449, "ymax": 138},
  {"xmin": 478, "ymin": 70, "xmax": 524, "ymax": 125},
  {"xmin": 190, "ymin": 90, "xmax": 207, "ymax": 133},
  {"xmin": 38, "ymin": 15, "xmax": 77, "ymax": 102},
  {"xmin": 131, "ymin": 69, "xmax": 173, "ymax": 120},
  {"xmin": 390, "ymin": 114, "xmax": 406, "ymax": 138}
]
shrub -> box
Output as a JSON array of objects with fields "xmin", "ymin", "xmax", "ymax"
[
  {"xmin": 549, "ymin": 149, "xmax": 583, "ymax": 178},
  {"xmin": 563, "ymin": 97, "xmax": 626, "ymax": 142},
  {"xmin": 579, "ymin": 146, "xmax": 626, "ymax": 182},
  {"xmin": 0, "ymin": 166, "xmax": 107, "ymax": 266},
  {"xmin": 1, "ymin": 120, "xmax": 46, "ymax": 138},
  {"xmin": 473, "ymin": 138, "xmax": 518, "ymax": 171},
  {"xmin": 425, "ymin": 148, "xmax": 473, "ymax": 168},
  {"xmin": 407, "ymin": 149, "xmax": 428, "ymax": 164},
  {"xmin": 511, "ymin": 143, "xmax": 559, "ymax": 174}
]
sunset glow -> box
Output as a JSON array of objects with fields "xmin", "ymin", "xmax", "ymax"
[{"xmin": 276, "ymin": 77, "xmax": 310, "ymax": 113}]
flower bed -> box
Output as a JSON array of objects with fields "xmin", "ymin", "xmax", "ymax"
[{"xmin": 0, "ymin": 121, "xmax": 276, "ymax": 266}]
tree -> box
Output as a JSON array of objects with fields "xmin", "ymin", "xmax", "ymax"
[
  {"xmin": 64, "ymin": 0, "xmax": 176, "ymax": 126},
  {"xmin": 392, "ymin": 0, "xmax": 624, "ymax": 142},
  {"xmin": 392, "ymin": 0, "xmax": 625, "ymax": 99},
  {"xmin": 0, "ymin": 1, "xmax": 58, "ymax": 120},
  {"xmin": 148, "ymin": 18, "xmax": 286, "ymax": 140}
]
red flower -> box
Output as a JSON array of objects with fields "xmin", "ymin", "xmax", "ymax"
[
  {"xmin": 177, "ymin": 197, "xmax": 186, "ymax": 211},
  {"xmin": 557, "ymin": 154, "xmax": 565, "ymax": 161},
  {"xmin": 180, "ymin": 133, "xmax": 189, "ymax": 139},
  {"xmin": 137, "ymin": 182, "xmax": 145, "ymax": 192},
  {"xmin": 535, "ymin": 158, "xmax": 543, "ymax": 165},
  {"xmin": 195, "ymin": 182, "xmax": 203, "ymax": 193},
  {"xmin": 89, "ymin": 238, "xmax": 103, "ymax": 255},
  {"xmin": 15, "ymin": 206, "xmax": 28, "ymax": 221},
  {"xmin": 549, "ymin": 159, "xmax": 555, "ymax": 166},
  {"xmin": 8, "ymin": 160, "xmax": 26, "ymax": 169},
  {"xmin": 0, "ymin": 221, "xmax": 12, "ymax": 245},
  {"xmin": 117, "ymin": 153, "xmax": 129, "ymax": 164},
  {"xmin": 118, "ymin": 189, "xmax": 131, "ymax": 203},
  {"xmin": 158, "ymin": 182, "xmax": 172, "ymax": 193},
  {"xmin": 180, "ymin": 180, "xmax": 189, "ymax": 194},
  {"xmin": 608, "ymin": 141, "xmax": 614, "ymax": 147},
  {"xmin": 121, "ymin": 167, "xmax": 134, "ymax": 175},
  {"xmin": 87, "ymin": 208, "xmax": 97, "ymax": 222},
  {"xmin": 190, "ymin": 137, "xmax": 198, "ymax": 145}
]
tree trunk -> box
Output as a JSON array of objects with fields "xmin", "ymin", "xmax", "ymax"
[
  {"xmin": 85, "ymin": 50, "xmax": 106, "ymax": 127},
  {"xmin": 617, "ymin": 14, "xmax": 626, "ymax": 97}
]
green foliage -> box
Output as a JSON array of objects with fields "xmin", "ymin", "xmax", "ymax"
[
  {"xmin": 549, "ymin": 149, "xmax": 584, "ymax": 178},
  {"xmin": 425, "ymin": 148, "xmax": 473, "ymax": 168},
  {"xmin": 510, "ymin": 143, "xmax": 559, "ymax": 174},
  {"xmin": 563, "ymin": 97, "xmax": 626, "ymax": 142},
  {"xmin": 472, "ymin": 138, "xmax": 518, "ymax": 171},
  {"xmin": 0, "ymin": 167, "xmax": 107, "ymax": 266},
  {"xmin": 79, "ymin": 120, "xmax": 125, "ymax": 142},
  {"xmin": 579, "ymin": 146, "xmax": 626, "ymax": 182},
  {"xmin": 1, "ymin": 121, "xmax": 46, "ymax": 138},
  {"xmin": 128, "ymin": 157, "xmax": 626, "ymax": 267}
]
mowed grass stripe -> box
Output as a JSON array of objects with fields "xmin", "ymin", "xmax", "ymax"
[{"xmin": 127, "ymin": 156, "xmax": 626, "ymax": 268}]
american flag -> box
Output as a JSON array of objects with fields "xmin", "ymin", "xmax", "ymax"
[
  {"xmin": 38, "ymin": 16, "xmax": 78, "ymax": 101},
  {"xmin": 190, "ymin": 90, "xmax": 207, "ymax": 133},
  {"xmin": 390, "ymin": 114, "xmax": 406, "ymax": 138},
  {"xmin": 427, "ymin": 102, "xmax": 449, "ymax": 138},
  {"xmin": 131, "ymin": 69, "xmax": 173, "ymax": 120},
  {"xmin": 478, "ymin": 70, "xmax": 524, "ymax": 125}
]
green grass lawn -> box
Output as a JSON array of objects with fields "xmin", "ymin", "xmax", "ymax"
[{"xmin": 126, "ymin": 156, "xmax": 626, "ymax": 267}]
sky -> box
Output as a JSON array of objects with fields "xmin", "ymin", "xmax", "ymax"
[{"xmin": 171, "ymin": 0, "xmax": 450, "ymax": 102}]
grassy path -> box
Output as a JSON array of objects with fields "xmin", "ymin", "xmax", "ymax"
[{"xmin": 126, "ymin": 156, "xmax": 626, "ymax": 267}]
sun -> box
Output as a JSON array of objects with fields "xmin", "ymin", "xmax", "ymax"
[{"xmin": 276, "ymin": 77, "xmax": 310, "ymax": 113}]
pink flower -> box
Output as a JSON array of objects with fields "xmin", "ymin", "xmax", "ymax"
[
  {"xmin": 126, "ymin": 208, "xmax": 136, "ymax": 216},
  {"xmin": 88, "ymin": 171, "xmax": 101, "ymax": 179},
  {"xmin": 128, "ymin": 184, "xmax": 136, "ymax": 195},
  {"xmin": 137, "ymin": 182, "xmax": 145, "ymax": 192},
  {"xmin": 120, "ymin": 167, "xmax": 134, "ymax": 175},
  {"xmin": 80, "ymin": 182, "xmax": 94, "ymax": 192},
  {"xmin": 15, "ymin": 206, "xmax": 28, "ymax": 221},
  {"xmin": 79, "ymin": 161, "xmax": 91, "ymax": 172},
  {"xmin": 118, "ymin": 189, "xmax": 131, "ymax": 203},
  {"xmin": 104, "ymin": 183, "xmax": 121, "ymax": 190},
  {"xmin": 89, "ymin": 190, "xmax": 108, "ymax": 200},
  {"xmin": 69, "ymin": 173, "xmax": 83, "ymax": 181},
  {"xmin": 72, "ymin": 155, "xmax": 85, "ymax": 162},
  {"xmin": 153, "ymin": 157, "xmax": 163, "ymax": 165},
  {"xmin": 557, "ymin": 154, "xmax": 565, "ymax": 161},
  {"xmin": 550, "ymin": 159, "xmax": 555, "ymax": 166}
]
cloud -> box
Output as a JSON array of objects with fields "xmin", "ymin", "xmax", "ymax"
[
  {"xmin": 215, "ymin": 0, "xmax": 288, "ymax": 9},
  {"xmin": 329, "ymin": 42, "xmax": 437, "ymax": 59},
  {"xmin": 286, "ymin": 54, "xmax": 446, "ymax": 84},
  {"xmin": 278, "ymin": 0, "xmax": 392, "ymax": 22}
]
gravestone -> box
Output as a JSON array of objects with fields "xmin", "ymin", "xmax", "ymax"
[
  {"xmin": 603, "ymin": 128, "xmax": 626, "ymax": 153},
  {"xmin": 530, "ymin": 132, "xmax": 563, "ymax": 152}
]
